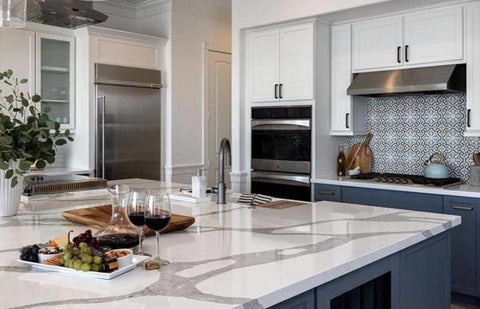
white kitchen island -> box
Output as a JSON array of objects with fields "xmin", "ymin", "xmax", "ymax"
[{"xmin": 0, "ymin": 179, "xmax": 460, "ymax": 309}]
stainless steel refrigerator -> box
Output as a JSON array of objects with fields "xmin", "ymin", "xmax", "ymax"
[{"xmin": 95, "ymin": 64, "xmax": 162, "ymax": 181}]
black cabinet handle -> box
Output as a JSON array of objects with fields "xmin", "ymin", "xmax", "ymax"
[
  {"xmin": 397, "ymin": 46, "xmax": 401, "ymax": 63},
  {"xmin": 405, "ymin": 45, "xmax": 409, "ymax": 62},
  {"xmin": 318, "ymin": 190, "xmax": 335, "ymax": 196},
  {"xmin": 467, "ymin": 109, "xmax": 471, "ymax": 128},
  {"xmin": 451, "ymin": 205, "xmax": 474, "ymax": 211},
  {"xmin": 346, "ymin": 113, "xmax": 350, "ymax": 129},
  {"xmin": 279, "ymin": 84, "xmax": 283, "ymax": 99},
  {"xmin": 274, "ymin": 84, "xmax": 278, "ymax": 99}
]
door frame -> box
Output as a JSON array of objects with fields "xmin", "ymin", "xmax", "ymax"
[{"xmin": 202, "ymin": 42, "xmax": 232, "ymax": 186}]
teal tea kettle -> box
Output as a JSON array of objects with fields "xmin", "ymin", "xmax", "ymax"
[{"xmin": 424, "ymin": 152, "xmax": 449, "ymax": 179}]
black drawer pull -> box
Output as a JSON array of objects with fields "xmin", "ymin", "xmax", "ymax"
[
  {"xmin": 467, "ymin": 109, "xmax": 471, "ymax": 128},
  {"xmin": 274, "ymin": 84, "xmax": 279, "ymax": 99},
  {"xmin": 451, "ymin": 205, "xmax": 473, "ymax": 211},
  {"xmin": 318, "ymin": 190, "xmax": 335, "ymax": 196},
  {"xmin": 345, "ymin": 113, "xmax": 350, "ymax": 129},
  {"xmin": 397, "ymin": 46, "xmax": 401, "ymax": 63},
  {"xmin": 405, "ymin": 45, "xmax": 409, "ymax": 62}
]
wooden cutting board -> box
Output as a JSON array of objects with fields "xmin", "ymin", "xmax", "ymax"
[
  {"xmin": 346, "ymin": 133, "xmax": 373, "ymax": 173},
  {"xmin": 256, "ymin": 200, "xmax": 306, "ymax": 209},
  {"xmin": 62, "ymin": 205, "xmax": 195, "ymax": 237}
]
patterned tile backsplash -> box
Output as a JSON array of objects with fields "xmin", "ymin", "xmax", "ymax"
[{"xmin": 344, "ymin": 93, "xmax": 480, "ymax": 181}]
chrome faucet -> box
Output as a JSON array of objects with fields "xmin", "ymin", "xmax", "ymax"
[{"xmin": 217, "ymin": 138, "xmax": 231, "ymax": 204}]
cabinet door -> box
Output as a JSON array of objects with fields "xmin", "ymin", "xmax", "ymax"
[
  {"xmin": 352, "ymin": 17, "xmax": 403, "ymax": 71},
  {"xmin": 247, "ymin": 28, "xmax": 279, "ymax": 102},
  {"xmin": 270, "ymin": 290, "xmax": 315, "ymax": 309},
  {"xmin": 331, "ymin": 24, "xmax": 353, "ymax": 133},
  {"xmin": 443, "ymin": 196, "xmax": 478, "ymax": 296},
  {"xmin": 36, "ymin": 33, "xmax": 75, "ymax": 130},
  {"xmin": 279, "ymin": 23, "xmax": 314, "ymax": 101},
  {"xmin": 0, "ymin": 29, "xmax": 35, "ymax": 94},
  {"xmin": 314, "ymin": 184, "xmax": 341, "ymax": 202},
  {"xmin": 404, "ymin": 6, "xmax": 463, "ymax": 65},
  {"xmin": 466, "ymin": 2, "xmax": 480, "ymax": 136}
]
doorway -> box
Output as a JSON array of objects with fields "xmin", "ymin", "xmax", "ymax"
[{"xmin": 204, "ymin": 49, "xmax": 232, "ymax": 188}]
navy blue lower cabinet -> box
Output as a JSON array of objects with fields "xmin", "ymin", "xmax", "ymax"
[
  {"xmin": 314, "ymin": 184, "xmax": 341, "ymax": 202},
  {"xmin": 269, "ymin": 289, "xmax": 315, "ymax": 309},
  {"xmin": 444, "ymin": 196, "xmax": 479, "ymax": 297},
  {"xmin": 341, "ymin": 187, "xmax": 443, "ymax": 213}
]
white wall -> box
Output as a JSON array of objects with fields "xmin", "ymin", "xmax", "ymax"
[{"xmin": 165, "ymin": 0, "xmax": 231, "ymax": 184}]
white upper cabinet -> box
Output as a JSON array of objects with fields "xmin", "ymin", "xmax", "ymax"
[
  {"xmin": 247, "ymin": 21, "xmax": 314, "ymax": 103},
  {"xmin": 352, "ymin": 5, "xmax": 464, "ymax": 72},
  {"xmin": 247, "ymin": 28, "xmax": 280, "ymax": 102},
  {"xmin": 404, "ymin": 6, "xmax": 463, "ymax": 65},
  {"xmin": 279, "ymin": 23, "xmax": 314, "ymax": 101},
  {"xmin": 466, "ymin": 2, "xmax": 480, "ymax": 136},
  {"xmin": 352, "ymin": 17, "xmax": 403, "ymax": 71},
  {"xmin": 331, "ymin": 24, "xmax": 365, "ymax": 136},
  {"xmin": 0, "ymin": 29, "xmax": 35, "ymax": 94},
  {"xmin": 36, "ymin": 33, "xmax": 75, "ymax": 130}
]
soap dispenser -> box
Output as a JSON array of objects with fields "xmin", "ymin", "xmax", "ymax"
[{"xmin": 192, "ymin": 169, "xmax": 207, "ymax": 198}]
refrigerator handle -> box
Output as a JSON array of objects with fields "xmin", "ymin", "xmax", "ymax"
[{"xmin": 98, "ymin": 96, "xmax": 106, "ymax": 179}]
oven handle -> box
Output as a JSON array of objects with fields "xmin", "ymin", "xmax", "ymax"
[
  {"xmin": 251, "ymin": 119, "xmax": 311, "ymax": 130},
  {"xmin": 252, "ymin": 171, "xmax": 311, "ymax": 187}
]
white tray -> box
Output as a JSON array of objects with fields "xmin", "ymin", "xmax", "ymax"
[{"xmin": 16, "ymin": 255, "xmax": 149, "ymax": 280}]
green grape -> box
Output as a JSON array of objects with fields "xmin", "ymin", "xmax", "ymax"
[
  {"xmin": 67, "ymin": 260, "xmax": 75, "ymax": 268},
  {"xmin": 63, "ymin": 251, "xmax": 73, "ymax": 261},
  {"xmin": 72, "ymin": 247, "xmax": 80, "ymax": 255},
  {"xmin": 65, "ymin": 244, "xmax": 73, "ymax": 251},
  {"xmin": 73, "ymin": 260, "xmax": 83, "ymax": 271},
  {"xmin": 93, "ymin": 256, "xmax": 102, "ymax": 265},
  {"xmin": 79, "ymin": 242, "xmax": 88, "ymax": 249},
  {"xmin": 80, "ymin": 246, "xmax": 91, "ymax": 255},
  {"xmin": 60, "ymin": 256, "xmax": 66, "ymax": 265},
  {"xmin": 81, "ymin": 263, "xmax": 91, "ymax": 272},
  {"xmin": 81, "ymin": 255, "xmax": 93, "ymax": 264},
  {"xmin": 91, "ymin": 264, "xmax": 100, "ymax": 272}
]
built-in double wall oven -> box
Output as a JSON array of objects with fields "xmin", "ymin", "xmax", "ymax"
[{"xmin": 251, "ymin": 106, "xmax": 312, "ymax": 201}]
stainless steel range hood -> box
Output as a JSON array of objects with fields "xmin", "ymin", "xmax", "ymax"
[
  {"xmin": 347, "ymin": 64, "xmax": 466, "ymax": 97},
  {"xmin": 27, "ymin": 0, "xmax": 108, "ymax": 29}
]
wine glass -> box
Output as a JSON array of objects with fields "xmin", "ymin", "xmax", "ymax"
[
  {"xmin": 126, "ymin": 189, "xmax": 149, "ymax": 256},
  {"xmin": 145, "ymin": 193, "xmax": 171, "ymax": 266}
]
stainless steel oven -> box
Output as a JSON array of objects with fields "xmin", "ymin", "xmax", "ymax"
[{"xmin": 251, "ymin": 106, "xmax": 312, "ymax": 201}]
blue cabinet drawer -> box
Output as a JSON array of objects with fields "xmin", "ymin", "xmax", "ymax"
[
  {"xmin": 314, "ymin": 184, "xmax": 341, "ymax": 202},
  {"xmin": 443, "ymin": 196, "xmax": 479, "ymax": 297},
  {"xmin": 342, "ymin": 187, "xmax": 443, "ymax": 213}
]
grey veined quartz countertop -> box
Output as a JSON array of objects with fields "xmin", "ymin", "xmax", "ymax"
[{"xmin": 0, "ymin": 179, "xmax": 460, "ymax": 309}]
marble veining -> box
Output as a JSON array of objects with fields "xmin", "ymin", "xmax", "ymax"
[{"xmin": 0, "ymin": 179, "xmax": 460, "ymax": 309}]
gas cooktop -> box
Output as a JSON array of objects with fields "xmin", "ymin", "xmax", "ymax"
[{"xmin": 350, "ymin": 173, "xmax": 462, "ymax": 187}]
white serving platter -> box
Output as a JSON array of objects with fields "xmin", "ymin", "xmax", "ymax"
[{"xmin": 16, "ymin": 255, "xmax": 149, "ymax": 280}]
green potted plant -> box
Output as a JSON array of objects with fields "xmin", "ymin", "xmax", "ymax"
[{"xmin": 0, "ymin": 69, "xmax": 73, "ymax": 217}]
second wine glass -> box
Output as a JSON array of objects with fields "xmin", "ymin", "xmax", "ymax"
[{"xmin": 145, "ymin": 193, "xmax": 171, "ymax": 266}]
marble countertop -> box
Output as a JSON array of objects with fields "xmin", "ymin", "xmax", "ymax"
[
  {"xmin": 1, "ymin": 179, "xmax": 460, "ymax": 309},
  {"xmin": 312, "ymin": 175, "xmax": 480, "ymax": 198}
]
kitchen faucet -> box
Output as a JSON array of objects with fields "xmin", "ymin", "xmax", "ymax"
[{"xmin": 217, "ymin": 138, "xmax": 231, "ymax": 204}]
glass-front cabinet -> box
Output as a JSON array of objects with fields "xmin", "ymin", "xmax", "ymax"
[{"xmin": 35, "ymin": 33, "xmax": 75, "ymax": 129}]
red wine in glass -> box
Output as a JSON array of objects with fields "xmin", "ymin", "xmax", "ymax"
[
  {"xmin": 129, "ymin": 212, "xmax": 145, "ymax": 227},
  {"xmin": 145, "ymin": 214, "xmax": 171, "ymax": 231}
]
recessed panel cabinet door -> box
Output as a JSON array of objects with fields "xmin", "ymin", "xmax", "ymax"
[
  {"xmin": 247, "ymin": 29, "xmax": 280, "ymax": 102},
  {"xmin": 404, "ymin": 6, "xmax": 464, "ymax": 65},
  {"xmin": 352, "ymin": 17, "xmax": 403, "ymax": 71},
  {"xmin": 279, "ymin": 23, "xmax": 314, "ymax": 101},
  {"xmin": 466, "ymin": 2, "xmax": 480, "ymax": 136},
  {"xmin": 443, "ymin": 197, "xmax": 478, "ymax": 296},
  {"xmin": 0, "ymin": 29, "xmax": 35, "ymax": 94}
]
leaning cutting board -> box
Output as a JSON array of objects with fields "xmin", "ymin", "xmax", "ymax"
[
  {"xmin": 62, "ymin": 205, "xmax": 195, "ymax": 237},
  {"xmin": 346, "ymin": 133, "xmax": 373, "ymax": 173}
]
